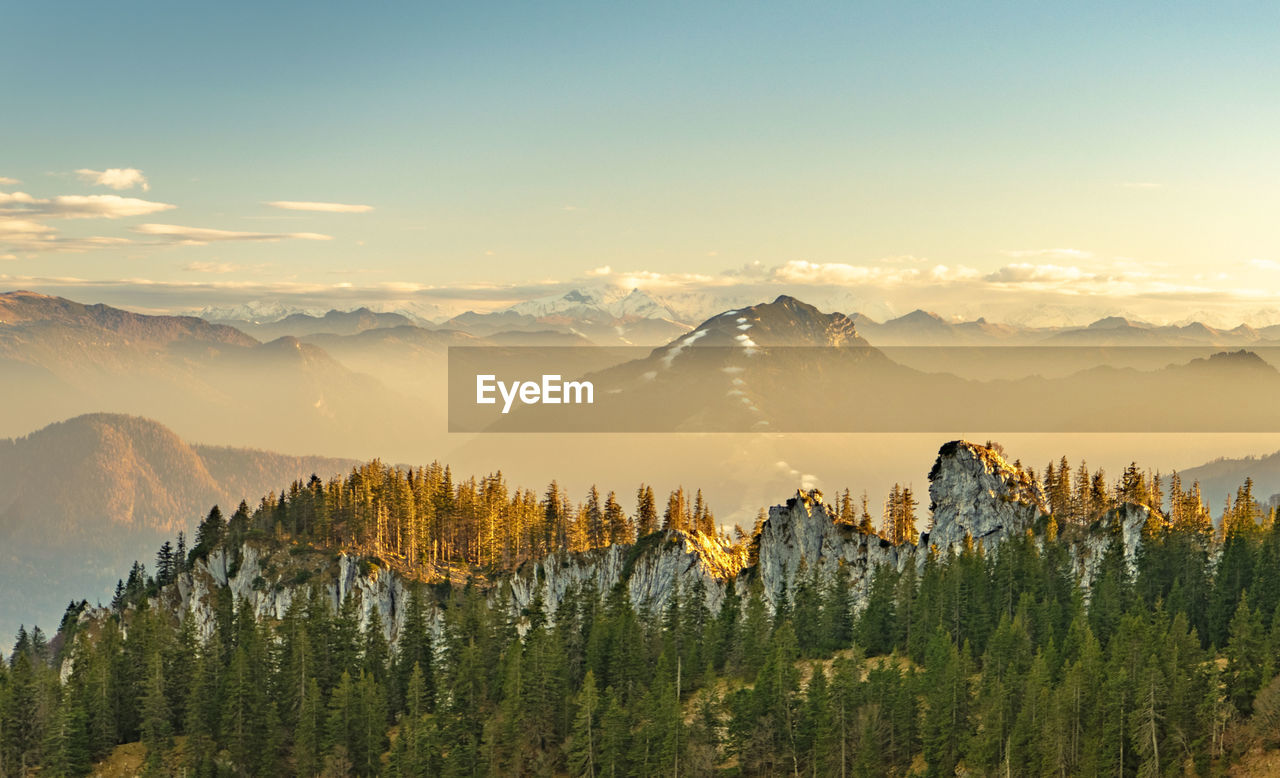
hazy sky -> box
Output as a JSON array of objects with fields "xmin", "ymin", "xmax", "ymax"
[{"xmin": 3, "ymin": 1, "xmax": 1279, "ymax": 322}]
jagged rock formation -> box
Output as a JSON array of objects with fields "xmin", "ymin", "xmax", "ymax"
[
  {"xmin": 162, "ymin": 545, "xmax": 415, "ymax": 645},
  {"xmin": 752, "ymin": 490, "xmax": 905, "ymax": 611},
  {"xmin": 75, "ymin": 439, "xmax": 1155, "ymax": 665},
  {"xmin": 505, "ymin": 530, "xmax": 745, "ymax": 621},
  {"xmin": 1074, "ymin": 502, "xmax": 1154, "ymax": 589},
  {"xmin": 924, "ymin": 440, "xmax": 1049, "ymax": 556}
]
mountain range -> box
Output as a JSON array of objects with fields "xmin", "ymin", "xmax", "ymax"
[
  {"xmin": 475, "ymin": 296, "xmax": 1280, "ymax": 433},
  {"xmin": 194, "ymin": 284, "xmax": 1280, "ymax": 349}
]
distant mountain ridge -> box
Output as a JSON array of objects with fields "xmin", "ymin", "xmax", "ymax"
[
  {"xmin": 0, "ymin": 412, "xmax": 358, "ymax": 645},
  {"xmin": 189, "ymin": 285, "xmax": 1280, "ymax": 348},
  {"xmin": 0, "ymin": 290, "xmax": 438, "ymax": 458}
]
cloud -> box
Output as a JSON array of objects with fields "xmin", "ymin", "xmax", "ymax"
[
  {"xmin": 265, "ymin": 201, "xmax": 373, "ymax": 213},
  {"xmin": 0, "ymin": 176, "xmax": 20, "ymax": 186},
  {"xmin": 76, "ymin": 168, "xmax": 150, "ymax": 191},
  {"xmin": 1248, "ymin": 258, "xmax": 1280, "ymax": 271},
  {"xmin": 771, "ymin": 260, "xmax": 980, "ymax": 286},
  {"xmin": 184, "ymin": 261, "xmax": 245, "ymax": 274},
  {"xmin": 135, "ymin": 223, "xmax": 332, "ymax": 245},
  {"xmin": 0, "ymin": 191, "xmax": 175, "ymax": 219},
  {"xmin": 0, "ymin": 218, "xmax": 53, "ymax": 237},
  {"xmin": 0, "ymin": 211, "xmax": 135, "ymax": 253},
  {"xmin": 586, "ymin": 265, "xmax": 612, "ymax": 276},
  {"xmin": 985, "ymin": 263, "xmax": 1087, "ymax": 284}
]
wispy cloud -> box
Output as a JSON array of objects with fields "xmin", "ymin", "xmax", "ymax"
[
  {"xmin": 76, "ymin": 168, "xmax": 150, "ymax": 191},
  {"xmin": 184, "ymin": 261, "xmax": 245, "ymax": 274},
  {"xmin": 985, "ymin": 264, "xmax": 1087, "ymax": 284},
  {"xmin": 265, "ymin": 201, "xmax": 373, "ymax": 213},
  {"xmin": 771, "ymin": 260, "xmax": 980, "ymax": 286},
  {"xmin": 1247, "ymin": 258, "xmax": 1280, "ymax": 271},
  {"xmin": 0, "ymin": 192, "xmax": 175, "ymax": 219},
  {"xmin": 135, "ymin": 223, "xmax": 333, "ymax": 245},
  {"xmin": 0, "ymin": 176, "xmax": 20, "ymax": 186}
]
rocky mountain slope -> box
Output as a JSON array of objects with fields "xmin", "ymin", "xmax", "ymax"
[{"xmin": 91, "ymin": 440, "xmax": 1157, "ymax": 652}]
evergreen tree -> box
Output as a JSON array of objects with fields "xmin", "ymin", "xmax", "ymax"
[
  {"xmin": 635, "ymin": 485, "xmax": 658, "ymax": 537},
  {"xmin": 568, "ymin": 669, "xmax": 600, "ymax": 777}
]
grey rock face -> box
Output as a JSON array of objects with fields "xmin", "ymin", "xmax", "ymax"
[
  {"xmin": 503, "ymin": 530, "xmax": 742, "ymax": 624},
  {"xmin": 1073, "ymin": 502, "xmax": 1153, "ymax": 592},
  {"xmin": 166, "ymin": 546, "xmax": 415, "ymax": 646},
  {"xmin": 925, "ymin": 440, "xmax": 1049, "ymax": 557},
  {"xmin": 753, "ymin": 490, "xmax": 906, "ymax": 612}
]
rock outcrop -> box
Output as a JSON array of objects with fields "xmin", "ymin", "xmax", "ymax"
[
  {"xmin": 163, "ymin": 545, "xmax": 415, "ymax": 645},
  {"xmin": 753, "ymin": 489, "xmax": 906, "ymax": 610},
  {"xmin": 505, "ymin": 529, "xmax": 745, "ymax": 621},
  {"xmin": 1074, "ymin": 502, "xmax": 1154, "ymax": 590},
  {"xmin": 925, "ymin": 440, "xmax": 1049, "ymax": 556},
  {"xmin": 75, "ymin": 438, "xmax": 1157, "ymax": 666}
]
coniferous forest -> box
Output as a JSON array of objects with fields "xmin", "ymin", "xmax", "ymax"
[{"xmin": 4, "ymin": 457, "xmax": 1280, "ymax": 776}]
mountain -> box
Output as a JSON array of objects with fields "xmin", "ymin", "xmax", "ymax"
[
  {"xmin": 468, "ymin": 295, "xmax": 900, "ymax": 432},
  {"xmin": 1042, "ymin": 316, "xmax": 1269, "ymax": 346},
  {"xmin": 0, "ymin": 290, "xmax": 434, "ymax": 460},
  {"xmin": 55, "ymin": 438, "xmax": 1136, "ymax": 649},
  {"xmin": 27, "ymin": 437, "xmax": 1278, "ymax": 775},
  {"xmin": 1177, "ymin": 445, "xmax": 1280, "ymax": 514},
  {"xmin": 473, "ymin": 294, "xmax": 1280, "ymax": 433},
  {"xmin": 209, "ymin": 307, "xmax": 417, "ymax": 340},
  {"xmin": 0, "ymin": 413, "xmax": 357, "ymax": 644},
  {"xmin": 509, "ymin": 287, "xmax": 680, "ymax": 320},
  {"xmin": 444, "ymin": 287, "xmax": 693, "ymax": 346}
]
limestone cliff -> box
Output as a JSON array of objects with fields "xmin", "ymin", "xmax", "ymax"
[
  {"xmin": 924, "ymin": 440, "xmax": 1049, "ymax": 556},
  {"xmin": 67, "ymin": 439, "xmax": 1157, "ymax": 668},
  {"xmin": 751, "ymin": 489, "xmax": 906, "ymax": 611}
]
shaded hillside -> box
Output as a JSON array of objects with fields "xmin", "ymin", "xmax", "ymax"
[
  {"xmin": 1179, "ymin": 448, "xmax": 1280, "ymax": 512},
  {"xmin": 0, "ymin": 413, "xmax": 357, "ymax": 645},
  {"xmin": 0, "ymin": 290, "xmax": 434, "ymax": 459}
]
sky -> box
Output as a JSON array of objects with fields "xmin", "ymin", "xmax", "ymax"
[{"xmin": 3, "ymin": 1, "xmax": 1280, "ymax": 324}]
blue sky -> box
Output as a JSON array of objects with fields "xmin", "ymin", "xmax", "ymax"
[{"xmin": 2, "ymin": 1, "xmax": 1279, "ymax": 322}]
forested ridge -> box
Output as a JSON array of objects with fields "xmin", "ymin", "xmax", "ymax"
[{"xmin": 3, "ymin": 454, "xmax": 1280, "ymax": 776}]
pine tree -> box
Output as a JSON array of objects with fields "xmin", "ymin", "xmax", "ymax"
[
  {"xmin": 295, "ymin": 677, "xmax": 323, "ymax": 777},
  {"xmin": 580, "ymin": 486, "xmax": 604, "ymax": 551},
  {"xmin": 568, "ymin": 670, "xmax": 600, "ymax": 777},
  {"xmin": 604, "ymin": 491, "xmax": 631, "ymax": 545},
  {"xmin": 663, "ymin": 487, "xmax": 690, "ymax": 533},
  {"xmin": 139, "ymin": 656, "xmax": 171, "ymax": 776},
  {"xmin": 920, "ymin": 630, "xmax": 969, "ymax": 777},
  {"xmin": 1225, "ymin": 594, "xmax": 1266, "ymax": 715},
  {"xmin": 192, "ymin": 505, "xmax": 225, "ymax": 560},
  {"xmin": 598, "ymin": 686, "xmax": 630, "ymax": 778},
  {"xmin": 635, "ymin": 485, "xmax": 658, "ymax": 537}
]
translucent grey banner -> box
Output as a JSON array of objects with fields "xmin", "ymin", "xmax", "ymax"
[{"xmin": 448, "ymin": 345, "xmax": 1280, "ymax": 432}]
